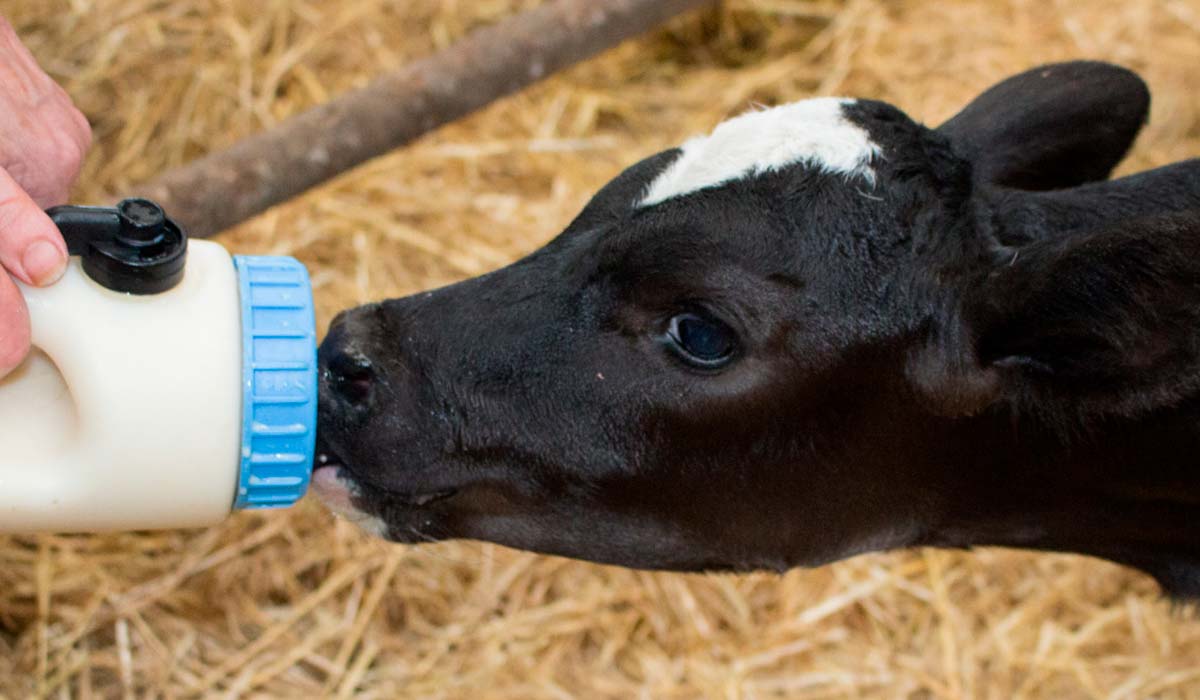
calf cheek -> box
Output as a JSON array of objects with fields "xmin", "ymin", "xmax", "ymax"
[
  {"xmin": 625, "ymin": 372, "xmax": 854, "ymax": 561},
  {"xmin": 372, "ymin": 274, "xmax": 632, "ymax": 490}
]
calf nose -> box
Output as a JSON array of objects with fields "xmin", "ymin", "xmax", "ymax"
[
  {"xmin": 326, "ymin": 349, "xmax": 375, "ymax": 406},
  {"xmin": 320, "ymin": 314, "xmax": 377, "ymax": 408}
]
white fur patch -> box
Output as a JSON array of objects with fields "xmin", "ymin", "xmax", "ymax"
[
  {"xmin": 353, "ymin": 513, "xmax": 391, "ymax": 539},
  {"xmin": 638, "ymin": 97, "xmax": 879, "ymax": 207},
  {"xmin": 333, "ymin": 501, "xmax": 391, "ymax": 539},
  {"xmin": 314, "ymin": 467, "xmax": 392, "ymax": 539}
]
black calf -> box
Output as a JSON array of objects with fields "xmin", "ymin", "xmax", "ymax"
[{"xmin": 316, "ymin": 61, "xmax": 1200, "ymax": 598}]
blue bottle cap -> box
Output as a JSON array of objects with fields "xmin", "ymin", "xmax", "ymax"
[{"xmin": 233, "ymin": 256, "xmax": 318, "ymax": 509}]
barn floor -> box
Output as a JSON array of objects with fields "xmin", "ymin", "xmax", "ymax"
[{"xmin": 3, "ymin": 0, "xmax": 1200, "ymax": 697}]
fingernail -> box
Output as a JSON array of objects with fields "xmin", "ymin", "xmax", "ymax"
[{"xmin": 22, "ymin": 240, "xmax": 66, "ymax": 286}]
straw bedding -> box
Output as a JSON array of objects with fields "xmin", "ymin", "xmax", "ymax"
[{"xmin": 3, "ymin": 0, "xmax": 1200, "ymax": 697}]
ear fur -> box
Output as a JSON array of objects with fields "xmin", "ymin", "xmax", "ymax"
[
  {"xmin": 968, "ymin": 211, "xmax": 1200, "ymax": 420},
  {"xmin": 907, "ymin": 63, "xmax": 1200, "ymax": 422},
  {"xmin": 937, "ymin": 61, "xmax": 1150, "ymax": 191},
  {"xmin": 910, "ymin": 209, "xmax": 1200, "ymax": 422}
]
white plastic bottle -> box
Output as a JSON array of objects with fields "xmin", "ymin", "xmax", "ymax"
[{"xmin": 0, "ymin": 199, "xmax": 317, "ymax": 532}]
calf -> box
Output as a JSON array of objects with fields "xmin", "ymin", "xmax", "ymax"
[{"xmin": 314, "ymin": 61, "xmax": 1200, "ymax": 599}]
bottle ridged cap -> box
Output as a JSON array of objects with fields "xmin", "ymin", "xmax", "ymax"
[{"xmin": 233, "ymin": 256, "xmax": 318, "ymax": 509}]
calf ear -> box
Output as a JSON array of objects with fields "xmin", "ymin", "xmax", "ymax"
[
  {"xmin": 937, "ymin": 61, "xmax": 1149, "ymax": 191},
  {"xmin": 969, "ymin": 212, "xmax": 1200, "ymax": 419}
]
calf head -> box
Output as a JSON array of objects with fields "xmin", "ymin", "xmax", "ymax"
[{"xmin": 316, "ymin": 61, "xmax": 1200, "ymax": 597}]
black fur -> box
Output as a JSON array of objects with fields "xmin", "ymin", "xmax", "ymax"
[{"xmin": 316, "ymin": 62, "xmax": 1200, "ymax": 599}]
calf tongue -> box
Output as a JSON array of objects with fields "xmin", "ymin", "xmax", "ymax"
[{"xmin": 311, "ymin": 465, "xmax": 357, "ymax": 516}]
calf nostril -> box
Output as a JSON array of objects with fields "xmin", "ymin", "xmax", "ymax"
[{"xmin": 326, "ymin": 351, "xmax": 375, "ymax": 405}]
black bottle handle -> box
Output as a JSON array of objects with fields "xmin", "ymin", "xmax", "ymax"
[{"xmin": 45, "ymin": 198, "xmax": 188, "ymax": 295}]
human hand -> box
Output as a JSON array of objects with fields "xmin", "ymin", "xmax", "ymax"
[{"xmin": 0, "ymin": 17, "xmax": 91, "ymax": 378}]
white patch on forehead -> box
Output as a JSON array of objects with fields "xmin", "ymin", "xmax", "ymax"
[{"xmin": 638, "ymin": 97, "xmax": 879, "ymax": 207}]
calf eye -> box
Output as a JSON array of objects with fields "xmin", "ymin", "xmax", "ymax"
[{"xmin": 665, "ymin": 313, "xmax": 738, "ymax": 369}]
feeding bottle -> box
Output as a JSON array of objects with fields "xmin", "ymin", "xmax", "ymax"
[{"xmin": 0, "ymin": 199, "xmax": 317, "ymax": 532}]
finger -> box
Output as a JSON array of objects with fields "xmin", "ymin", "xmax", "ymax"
[
  {"xmin": 70, "ymin": 101, "xmax": 93, "ymax": 155},
  {"xmin": 0, "ymin": 165, "xmax": 66, "ymax": 287},
  {"xmin": 0, "ymin": 269, "xmax": 31, "ymax": 379},
  {"xmin": 0, "ymin": 17, "xmax": 59, "ymax": 98},
  {"xmin": 47, "ymin": 81, "xmax": 92, "ymax": 183},
  {"xmin": 0, "ymin": 18, "xmax": 92, "ymax": 204}
]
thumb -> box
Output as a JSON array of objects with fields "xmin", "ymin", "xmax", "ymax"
[{"xmin": 0, "ymin": 165, "xmax": 67, "ymax": 287}]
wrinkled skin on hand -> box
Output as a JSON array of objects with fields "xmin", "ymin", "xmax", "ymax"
[{"xmin": 0, "ymin": 16, "xmax": 91, "ymax": 377}]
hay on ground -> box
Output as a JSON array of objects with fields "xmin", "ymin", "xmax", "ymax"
[{"xmin": 2, "ymin": 0, "xmax": 1199, "ymax": 697}]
